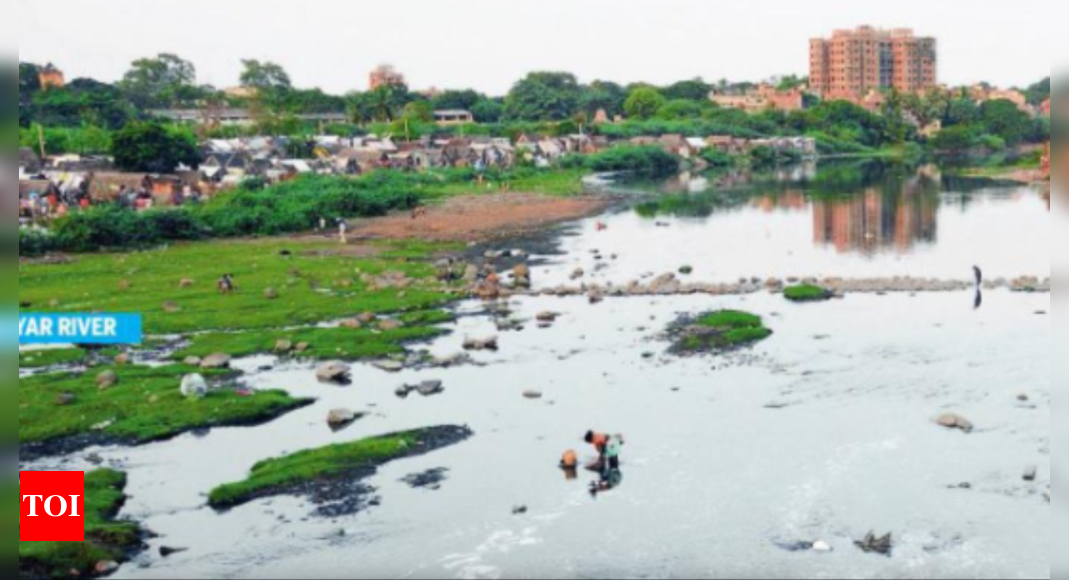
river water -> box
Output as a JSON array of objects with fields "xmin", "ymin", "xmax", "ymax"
[{"xmin": 23, "ymin": 162, "xmax": 1051, "ymax": 579}]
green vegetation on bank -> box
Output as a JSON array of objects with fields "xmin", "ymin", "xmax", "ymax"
[
  {"xmin": 19, "ymin": 239, "xmax": 456, "ymax": 335},
  {"xmin": 19, "ymin": 470, "xmax": 143, "ymax": 580},
  {"xmin": 784, "ymin": 284, "xmax": 834, "ymax": 303},
  {"xmin": 672, "ymin": 310, "xmax": 773, "ymax": 354},
  {"xmin": 208, "ymin": 426, "xmax": 473, "ymax": 509},
  {"xmin": 19, "ymin": 363, "xmax": 312, "ymax": 453},
  {"xmin": 19, "ymin": 348, "xmax": 118, "ymax": 369},
  {"xmin": 172, "ymin": 323, "xmax": 448, "ymax": 362},
  {"xmin": 21, "ymin": 167, "xmax": 593, "ymax": 256}
]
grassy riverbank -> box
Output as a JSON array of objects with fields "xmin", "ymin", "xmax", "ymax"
[
  {"xmin": 18, "ymin": 470, "xmax": 143, "ymax": 580},
  {"xmin": 209, "ymin": 426, "xmax": 474, "ymax": 510},
  {"xmin": 19, "ymin": 363, "xmax": 312, "ymax": 456}
]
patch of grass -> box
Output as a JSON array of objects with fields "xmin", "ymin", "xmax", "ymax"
[
  {"xmin": 784, "ymin": 284, "xmax": 833, "ymax": 303},
  {"xmin": 429, "ymin": 168, "xmax": 586, "ymax": 198},
  {"xmin": 172, "ymin": 324, "xmax": 448, "ymax": 362},
  {"xmin": 208, "ymin": 426, "xmax": 472, "ymax": 510},
  {"xmin": 19, "ymin": 364, "xmax": 312, "ymax": 454},
  {"xmin": 19, "ymin": 348, "xmax": 112, "ymax": 369},
  {"xmin": 673, "ymin": 310, "xmax": 772, "ymax": 354},
  {"xmin": 18, "ymin": 238, "xmax": 458, "ymax": 335},
  {"xmin": 19, "ymin": 469, "xmax": 143, "ymax": 580}
]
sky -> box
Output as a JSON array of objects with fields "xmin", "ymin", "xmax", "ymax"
[{"xmin": 15, "ymin": 0, "xmax": 1052, "ymax": 95}]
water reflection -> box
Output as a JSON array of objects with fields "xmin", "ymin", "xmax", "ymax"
[{"xmin": 634, "ymin": 161, "xmax": 1045, "ymax": 260}]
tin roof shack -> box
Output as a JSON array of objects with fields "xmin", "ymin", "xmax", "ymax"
[{"xmin": 87, "ymin": 173, "xmax": 187, "ymax": 205}]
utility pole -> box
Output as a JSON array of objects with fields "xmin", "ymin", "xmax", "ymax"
[{"xmin": 37, "ymin": 124, "xmax": 46, "ymax": 159}]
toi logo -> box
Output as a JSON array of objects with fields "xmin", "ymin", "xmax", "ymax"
[{"xmin": 20, "ymin": 472, "xmax": 85, "ymax": 542}]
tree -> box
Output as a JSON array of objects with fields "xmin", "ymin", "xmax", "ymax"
[
  {"xmin": 776, "ymin": 75, "xmax": 808, "ymax": 92},
  {"xmin": 402, "ymin": 100, "xmax": 433, "ymax": 123},
  {"xmin": 578, "ymin": 80, "xmax": 627, "ymax": 118},
  {"xmin": 504, "ymin": 72, "xmax": 581, "ymax": 121},
  {"xmin": 624, "ymin": 87, "xmax": 667, "ymax": 120},
  {"xmin": 431, "ymin": 89, "xmax": 481, "ymax": 112},
  {"xmin": 119, "ymin": 53, "xmax": 197, "ymax": 109},
  {"xmin": 656, "ymin": 99, "xmax": 708, "ymax": 121},
  {"xmin": 661, "ymin": 78, "xmax": 712, "ymax": 102},
  {"xmin": 19, "ymin": 63, "xmax": 41, "ymax": 103},
  {"xmin": 111, "ymin": 122, "xmax": 201, "ymax": 173},
  {"xmin": 1023, "ymin": 77, "xmax": 1050, "ymax": 106},
  {"xmin": 979, "ymin": 99, "xmax": 1035, "ymax": 146},
  {"xmin": 471, "ymin": 98, "xmax": 504, "ymax": 123},
  {"xmin": 239, "ymin": 60, "xmax": 293, "ymax": 91}
]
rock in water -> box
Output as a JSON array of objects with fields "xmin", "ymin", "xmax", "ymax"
[
  {"xmin": 812, "ymin": 540, "xmax": 833, "ymax": 553},
  {"xmin": 373, "ymin": 360, "xmax": 404, "ymax": 373},
  {"xmin": 936, "ymin": 413, "xmax": 974, "ymax": 434},
  {"xmin": 159, "ymin": 546, "xmax": 188, "ymax": 558},
  {"xmin": 200, "ymin": 353, "xmax": 232, "ymax": 369},
  {"xmin": 327, "ymin": 409, "xmax": 357, "ymax": 429},
  {"xmin": 1023, "ymin": 465, "xmax": 1038, "ymax": 482},
  {"xmin": 96, "ymin": 370, "xmax": 118, "ymax": 389},
  {"xmin": 180, "ymin": 374, "xmax": 209, "ymax": 399},
  {"xmin": 316, "ymin": 362, "xmax": 351, "ymax": 383},
  {"xmin": 463, "ymin": 337, "xmax": 499, "ymax": 351},
  {"xmin": 523, "ymin": 390, "xmax": 543, "ymax": 400},
  {"xmin": 417, "ymin": 380, "xmax": 444, "ymax": 396},
  {"xmin": 855, "ymin": 532, "xmax": 893, "ymax": 556}
]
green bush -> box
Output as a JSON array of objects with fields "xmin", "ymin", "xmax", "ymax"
[
  {"xmin": 581, "ymin": 145, "xmax": 679, "ymax": 178},
  {"xmin": 784, "ymin": 284, "xmax": 833, "ymax": 303},
  {"xmin": 19, "ymin": 228, "xmax": 55, "ymax": 257}
]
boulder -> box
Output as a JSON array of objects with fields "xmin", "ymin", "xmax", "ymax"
[
  {"xmin": 357, "ymin": 312, "xmax": 377, "ymax": 324},
  {"xmin": 463, "ymin": 336, "xmax": 499, "ymax": 351},
  {"xmin": 180, "ymin": 374, "xmax": 209, "ymax": 399},
  {"xmin": 263, "ymin": 288, "xmax": 280, "ymax": 300},
  {"xmin": 536, "ymin": 312, "xmax": 559, "ymax": 323},
  {"xmin": 179, "ymin": 279, "xmax": 195, "ymax": 288},
  {"xmin": 183, "ymin": 356, "xmax": 202, "ymax": 367},
  {"xmin": 200, "ymin": 354, "xmax": 232, "ymax": 369},
  {"xmin": 812, "ymin": 540, "xmax": 833, "ymax": 554},
  {"xmin": 316, "ymin": 362, "xmax": 351, "ymax": 383},
  {"xmin": 378, "ymin": 319, "xmax": 402, "ymax": 332},
  {"xmin": 113, "ymin": 353, "xmax": 131, "ymax": 366},
  {"xmin": 523, "ymin": 390, "xmax": 543, "ymax": 400},
  {"xmin": 96, "ymin": 371, "xmax": 118, "ymax": 390},
  {"xmin": 570, "ymin": 268, "xmax": 585, "ymax": 281},
  {"xmin": 295, "ymin": 342, "xmax": 310, "ymax": 353},
  {"xmin": 373, "ymin": 360, "xmax": 404, "ymax": 373},
  {"xmin": 327, "ymin": 408, "xmax": 357, "ymax": 429},
  {"xmin": 274, "ymin": 339, "xmax": 293, "ymax": 353},
  {"xmin": 95, "ymin": 562, "xmax": 119, "ymax": 575},
  {"xmin": 339, "ymin": 319, "xmax": 362, "ymax": 329},
  {"xmin": 513, "ymin": 264, "xmax": 531, "ymax": 279},
  {"xmin": 1023, "ymin": 465, "xmax": 1038, "ymax": 482},
  {"xmin": 417, "ymin": 380, "xmax": 444, "ymax": 396},
  {"xmin": 936, "ymin": 413, "xmax": 974, "ymax": 434}
]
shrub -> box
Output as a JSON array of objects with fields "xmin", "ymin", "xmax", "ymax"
[
  {"xmin": 19, "ymin": 228, "xmax": 55, "ymax": 257},
  {"xmin": 784, "ymin": 284, "xmax": 833, "ymax": 303},
  {"xmin": 582, "ymin": 145, "xmax": 679, "ymax": 178}
]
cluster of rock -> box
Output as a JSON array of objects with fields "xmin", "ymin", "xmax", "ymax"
[
  {"xmin": 481, "ymin": 273, "xmax": 1050, "ymax": 300},
  {"xmin": 395, "ymin": 380, "xmax": 445, "ymax": 398}
]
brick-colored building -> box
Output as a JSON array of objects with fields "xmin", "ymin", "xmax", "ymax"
[
  {"xmin": 810, "ymin": 26, "xmax": 937, "ymax": 100},
  {"xmin": 709, "ymin": 84, "xmax": 805, "ymax": 113},
  {"xmin": 369, "ymin": 65, "xmax": 406, "ymax": 90},
  {"xmin": 38, "ymin": 63, "xmax": 66, "ymax": 89}
]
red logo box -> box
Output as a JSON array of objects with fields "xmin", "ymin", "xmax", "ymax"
[{"xmin": 20, "ymin": 472, "xmax": 85, "ymax": 542}]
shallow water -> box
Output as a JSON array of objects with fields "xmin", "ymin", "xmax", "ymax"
[
  {"xmin": 20, "ymin": 165, "xmax": 1050, "ymax": 579},
  {"xmin": 538, "ymin": 164, "xmax": 1050, "ymax": 287}
]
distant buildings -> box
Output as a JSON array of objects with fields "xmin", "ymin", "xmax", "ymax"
[
  {"xmin": 810, "ymin": 26, "xmax": 937, "ymax": 100},
  {"xmin": 433, "ymin": 110, "xmax": 475, "ymax": 126},
  {"xmin": 38, "ymin": 63, "xmax": 65, "ymax": 89},
  {"xmin": 709, "ymin": 84, "xmax": 806, "ymax": 113},
  {"xmin": 149, "ymin": 109, "xmax": 348, "ymax": 126},
  {"xmin": 369, "ymin": 65, "xmax": 406, "ymax": 90}
]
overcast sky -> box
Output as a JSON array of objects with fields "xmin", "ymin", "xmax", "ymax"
[{"xmin": 16, "ymin": 0, "xmax": 1051, "ymax": 95}]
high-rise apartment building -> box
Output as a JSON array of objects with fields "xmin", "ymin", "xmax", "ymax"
[{"xmin": 810, "ymin": 26, "xmax": 936, "ymax": 100}]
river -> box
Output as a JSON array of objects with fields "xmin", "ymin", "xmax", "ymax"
[{"xmin": 24, "ymin": 161, "xmax": 1051, "ymax": 579}]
